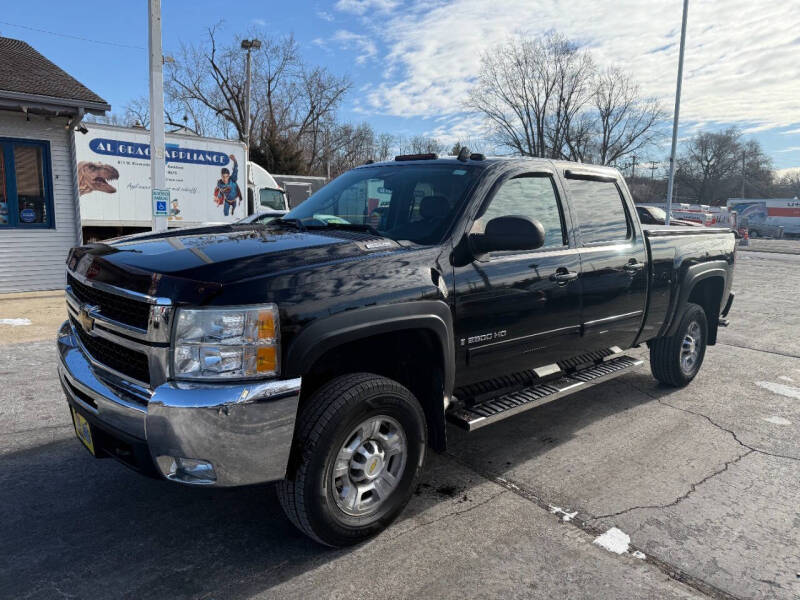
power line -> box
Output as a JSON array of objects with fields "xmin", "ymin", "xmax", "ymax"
[{"xmin": 0, "ymin": 20, "xmax": 145, "ymax": 50}]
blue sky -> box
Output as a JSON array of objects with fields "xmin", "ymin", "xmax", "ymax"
[{"xmin": 4, "ymin": 0, "xmax": 800, "ymax": 171}]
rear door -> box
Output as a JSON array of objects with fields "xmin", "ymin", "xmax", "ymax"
[
  {"xmin": 453, "ymin": 169, "xmax": 583, "ymax": 387},
  {"xmin": 562, "ymin": 171, "xmax": 647, "ymax": 352}
]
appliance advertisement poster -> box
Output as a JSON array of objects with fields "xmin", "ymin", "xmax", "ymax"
[{"xmin": 75, "ymin": 124, "xmax": 247, "ymax": 226}]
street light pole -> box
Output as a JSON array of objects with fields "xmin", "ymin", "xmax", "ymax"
[
  {"xmin": 241, "ymin": 39, "xmax": 260, "ymax": 214},
  {"xmin": 148, "ymin": 0, "xmax": 167, "ymax": 232},
  {"xmin": 240, "ymin": 39, "xmax": 261, "ymax": 152},
  {"xmin": 665, "ymin": 0, "xmax": 689, "ymax": 226}
]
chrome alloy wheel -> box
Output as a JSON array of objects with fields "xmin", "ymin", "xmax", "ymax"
[
  {"xmin": 332, "ymin": 415, "xmax": 408, "ymax": 517},
  {"xmin": 680, "ymin": 321, "xmax": 702, "ymax": 374}
]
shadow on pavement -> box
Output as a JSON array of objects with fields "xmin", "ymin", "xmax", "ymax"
[{"xmin": 2, "ymin": 369, "xmax": 664, "ymax": 600}]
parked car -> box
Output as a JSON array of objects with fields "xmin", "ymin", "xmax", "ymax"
[{"xmin": 58, "ymin": 155, "xmax": 735, "ymax": 547}]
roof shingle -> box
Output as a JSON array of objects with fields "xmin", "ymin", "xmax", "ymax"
[{"xmin": 0, "ymin": 36, "xmax": 109, "ymax": 108}]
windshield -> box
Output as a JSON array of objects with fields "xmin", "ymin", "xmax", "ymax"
[
  {"xmin": 260, "ymin": 188, "xmax": 286, "ymax": 211},
  {"xmin": 284, "ymin": 164, "xmax": 481, "ymax": 244}
]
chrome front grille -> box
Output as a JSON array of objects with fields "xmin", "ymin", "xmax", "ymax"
[
  {"xmin": 70, "ymin": 316, "xmax": 151, "ymax": 385},
  {"xmin": 65, "ymin": 269, "xmax": 173, "ymax": 389},
  {"xmin": 67, "ymin": 273, "xmax": 151, "ymax": 330}
]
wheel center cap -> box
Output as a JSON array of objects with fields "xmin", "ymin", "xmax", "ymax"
[{"xmin": 364, "ymin": 455, "xmax": 383, "ymax": 479}]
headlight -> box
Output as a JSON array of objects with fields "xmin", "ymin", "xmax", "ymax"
[{"xmin": 173, "ymin": 305, "xmax": 279, "ymax": 380}]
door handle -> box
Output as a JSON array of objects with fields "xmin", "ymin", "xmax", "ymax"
[
  {"xmin": 623, "ymin": 261, "xmax": 644, "ymax": 273},
  {"xmin": 550, "ymin": 270, "xmax": 578, "ymax": 284}
]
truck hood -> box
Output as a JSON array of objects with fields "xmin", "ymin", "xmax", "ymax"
[{"xmin": 68, "ymin": 224, "xmax": 405, "ymax": 300}]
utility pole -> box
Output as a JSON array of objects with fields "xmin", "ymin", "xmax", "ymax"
[
  {"xmin": 241, "ymin": 39, "xmax": 261, "ymax": 213},
  {"xmin": 241, "ymin": 39, "xmax": 261, "ymax": 151},
  {"xmin": 148, "ymin": 0, "xmax": 167, "ymax": 232},
  {"xmin": 741, "ymin": 150, "xmax": 746, "ymax": 199},
  {"xmin": 665, "ymin": 0, "xmax": 689, "ymax": 226},
  {"xmin": 650, "ymin": 161, "xmax": 658, "ymax": 179},
  {"xmin": 631, "ymin": 155, "xmax": 637, "ymax": 180}
]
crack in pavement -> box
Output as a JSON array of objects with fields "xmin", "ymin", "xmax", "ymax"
[
  {"xmin": 590, "ymin": 448, "xmax": 754, "ymax": 520},
  {"xmin": 443, "ymin": 452, "xmax": 742, "ymax": 600},
  {"xmin": 581, "ymin": 381, "xmax": 800, "ymax": 520},
  {"xmin": 630, "ymin": 382, "xmax": 800, "ymax": 462},
  {"xmin": 717, "ymin": 341, "xmax": 800, "ymax": 360}
]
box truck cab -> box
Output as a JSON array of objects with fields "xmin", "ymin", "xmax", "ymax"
[{"xmin": 248, "ymin": 162, "xmax": 289, "ymax": 214}]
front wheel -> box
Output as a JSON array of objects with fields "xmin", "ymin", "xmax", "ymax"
[
  {"xmin": 277, "ymin": 373, "xmax": 426, "ymax": 547},
  {"xmin": 650, "ymin": 302, "xmax": 708, "ymax": 387}
]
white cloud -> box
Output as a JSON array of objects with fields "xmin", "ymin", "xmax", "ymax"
[
  {"xmin": 775, "ymin": 167, "xmax": 800, "ymax": 177},
  {"xmin": 781, "ymin": 127, "xmax": 800, "ymax": 135},
  {"xmin": 775, "ymin": 147, "xmax": 800, "ymax": 154},
  {"xmin": 330, "ymin": 30, "xmax": 378, "ymax": 64},
  {"xmin": 317, "ymin": 10, "xmax": 335, "ymax": 22},
  {"xmin": 250, "ymin": 18, "xmax": 267, "ymax": 26},
  {"xmin": 334, "ymin": 0, "xmax": 398, "ymax": 15},
  {"xmin": 352, "ymin": 0, "xmax": 800, "ymax": 138}
]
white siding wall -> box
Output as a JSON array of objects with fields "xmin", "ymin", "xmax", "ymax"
[{"xmin": 0, "ymin": 111, "xmax": 79, "ymax": 293}]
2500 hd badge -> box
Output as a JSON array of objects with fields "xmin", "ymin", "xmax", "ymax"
[{"xmin": 463, "ymin": 330, "xmax": 507, "ymax": 345}]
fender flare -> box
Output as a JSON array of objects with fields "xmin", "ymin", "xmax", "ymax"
[
  {"xmin": 665, "ymin": 260, "xmax": 729, "ymax": 337},
  {"xmin": 285, "ymin": 300, "xmax": 456, "ymax": 400}
]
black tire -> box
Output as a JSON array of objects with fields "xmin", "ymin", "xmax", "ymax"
[
  {"xmin": 650, "ymin": 302, "xmax": 708, "ymax": 387},
  {"xmin": 277, "ymin": 373, "xmax": 426, "ymax": 547},
  {"xmin": 748, "ymin": 229, "xmax": 758, "ymax": 238}
]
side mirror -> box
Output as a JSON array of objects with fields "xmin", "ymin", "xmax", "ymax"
[{"xmin": 470, "ymin": 215, "xmax": 545, "ymax": 254}]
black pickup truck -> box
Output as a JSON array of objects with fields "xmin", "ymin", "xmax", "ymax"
[{"xmin": 58, "ymin": 154, "xmax": 735, "ymax": 547}]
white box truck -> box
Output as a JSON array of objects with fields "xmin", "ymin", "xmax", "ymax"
[
  {"xmin": 75, "ymin": 124, "xmax": 288, "ymax": 240},
  {"xmin": 727, "ymin": 198, "xmax": 800, "ymax": 238}
]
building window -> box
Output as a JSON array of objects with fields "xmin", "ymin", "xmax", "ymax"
[{"xmin": 0, "ymin": 139, "xmax": 54, "ymax": 228}]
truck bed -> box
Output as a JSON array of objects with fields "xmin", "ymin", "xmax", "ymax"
[{"xmin": 639, "ymin": 226, "xmax": 736, "ymax": 343}]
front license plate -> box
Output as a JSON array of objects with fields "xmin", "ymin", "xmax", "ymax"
[{"xmin": 71, "ymin": 407, "xmax": 95, "ymax": 456}]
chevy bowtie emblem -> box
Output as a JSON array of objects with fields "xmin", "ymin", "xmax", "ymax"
[{"xmin": 77, "ymin": 305, "xmax": 98, "ymax": 333}]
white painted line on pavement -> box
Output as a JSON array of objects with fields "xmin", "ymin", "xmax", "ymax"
[
  {"xmin": 762, "ymin": 415, "xmax": 792, "ymax": 426},
  {"xmin": 0, "ymin": 318, "xmax": 32, "ymax": 326},
  {"xmin": 593, "ymin": 527, "xmax": 630, "ymax": 555},
  {"xmin": 755, "ymin": 381, "xmax": 800, "ymax": 400}
]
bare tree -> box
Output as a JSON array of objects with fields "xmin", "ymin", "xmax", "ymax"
[
  {"xmin": 397, "ymin": 135, "xmax": 445, "ymax": 155},
  {"xmin": 122, "ymin": 96, "xmax": 150, "ymax": 128},
  {"xmin": 376, "ymin": 133, "xmax": 396, "ymax": 161},
  {"xmin": 468, "ymin": 33, "xmax": 664, "ymax": 165},
  {"xmin": 164, "ymin": 25, "xmax": 350, "ymax": 173},
  {"xmin": 675, "ymin": 128, "xmax": 773, "ymax": 205},
  {"xmin": 468, "ymin": 33, "xmax": 594, "ymax": 158},
  {"xmin": 589, "ymin": 67, "xmax": 665, "ymax": 165},
  {"xmin": 775, "ymin": 171, "xmax": 800, "ymax": 197}
]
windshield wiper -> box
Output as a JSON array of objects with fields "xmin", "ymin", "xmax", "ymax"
[
  {"xmin": 269, "ymin": 217, "xmax": 307, "ymax": 231},
  {"xmin": 307, "ymin": 222, "xmax": 382, "ymax": 237}
]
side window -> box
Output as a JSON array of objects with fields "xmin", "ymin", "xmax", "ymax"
[
  {"xmin": 478, "ymin": 174, "xmax": 566, "ymax": 249},
  {"xmin": 0, "ymin": 140, "xmax": 54, "ymax": 228},
  {"xmin": 566, "ymin": 178, "xmax": 630, "ymax": 244}
]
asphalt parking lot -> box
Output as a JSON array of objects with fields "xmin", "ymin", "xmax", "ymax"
[{"xmin": 2, "ymin": 244, "xmax": 799, "ymax": 600}]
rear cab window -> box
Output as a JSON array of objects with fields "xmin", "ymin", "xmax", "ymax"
[{"xmin": 565, "ymin": 176, "xmax": 632, "ymax": 245}]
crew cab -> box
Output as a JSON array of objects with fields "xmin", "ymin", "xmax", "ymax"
[{"xmin": 57, "ymin": 154, "xmax": 735, "ymax": 547}]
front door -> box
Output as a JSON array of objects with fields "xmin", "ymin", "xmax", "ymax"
[
  {"xmin": 453, "ymin": 170, "xmax": 583, "ymax": 388},
  {"xmin": 562, "ymin": 173, "xmax": 648, "ymax": 352}
]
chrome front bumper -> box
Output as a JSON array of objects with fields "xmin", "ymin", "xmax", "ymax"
[{"xmin": 57, "ymin": 320, "xmax": 301, "ymax": 486}]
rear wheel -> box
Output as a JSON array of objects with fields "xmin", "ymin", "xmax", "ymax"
[
  {"xmin": 650, "ymin": 303, "xmax": 708, "ymax": 387},
  {"xmin": 277, "ymin": 373, "xmax": 426, "ymax": 547}
]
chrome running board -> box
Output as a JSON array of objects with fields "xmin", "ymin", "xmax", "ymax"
[{"xmin": 447, "ymin": 355, "xmax": 643, "ymax": 431}]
